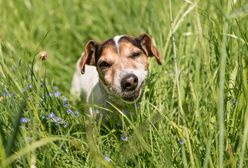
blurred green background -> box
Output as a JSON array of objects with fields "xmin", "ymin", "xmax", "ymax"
[{"xmin": 1, "ymin": 0, "xmax": 248, "ymax": 167}]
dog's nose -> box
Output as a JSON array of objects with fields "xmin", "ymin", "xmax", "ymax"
[{"xmin": 121, "ymin": 74, "xmax": 138, "ymax": 92}]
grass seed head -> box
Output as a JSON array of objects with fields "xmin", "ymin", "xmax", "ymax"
[{"xmin": 39, "ymin": 51, "xmax": 48, "ymax": 61}]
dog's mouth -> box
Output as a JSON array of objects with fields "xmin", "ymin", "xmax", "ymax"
[
  {"xmin": 122, "ymin": 89, "xmax": 141, "ymax": 102},
  {"xmin": 100, "ymin": 79, "xmax": 144, "ymax": 103},
  {"xmin": 121, "ymin": 80, "xmax": 146, "ymax": 103}
]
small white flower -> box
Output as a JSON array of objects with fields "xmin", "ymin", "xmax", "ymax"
[
  {"xmin": 104, "ymin": 156, "xmax": 111, "ymax": 162},
  {"xmin": 121, "ymin": 134, "xmax": 128, "ymax": 141}
]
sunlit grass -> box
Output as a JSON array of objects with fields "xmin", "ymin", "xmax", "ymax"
[{"xmin": 0, "ymin": 0, "xmax": 248, "ymax": 167}]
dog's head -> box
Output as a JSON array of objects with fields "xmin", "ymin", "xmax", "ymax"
[{"xmin": 79, "ymin": 33, "xmax": 161, "ymax": 103}]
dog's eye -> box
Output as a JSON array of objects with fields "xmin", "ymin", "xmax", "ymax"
[
  {"xmin": 130, "ymin": 52, "xmax": 142, "ymax": 59},
  {"xmin": 98, "ymin": 61, "xmax": 111, "ymax": 69}
]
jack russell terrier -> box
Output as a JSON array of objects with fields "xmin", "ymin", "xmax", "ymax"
[{"xmin": 71, "ymin": 33, "xmax": 161, "ymax": 122}]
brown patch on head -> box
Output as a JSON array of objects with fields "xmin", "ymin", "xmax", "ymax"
[
  {"xmin": 79, "ymin": 40, "xmax": 98, "ymax": 74},
  {"xmin": 118, "ymin": 37, "xmax": 149, "ymax": 68},
  {"xmin": 135, "ymin": 33, "xmax": 162, "ymax": 64},
  {"xmin": 96, "ymin": 44, "xmax": 118, "ymax": 86}
]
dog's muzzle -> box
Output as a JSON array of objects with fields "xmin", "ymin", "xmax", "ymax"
[
  {"xmin": 121, "ymin": 74, "xmax": 138, "ymax": 92},
  {"xmin": 120, "ymin": 74, "xmax": 140, "ymax": 101}
]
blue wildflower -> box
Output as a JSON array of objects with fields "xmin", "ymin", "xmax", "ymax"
[
  {"xmin": 73, "ymin": 110, "xmax": 79, "ymax": 117},
  {"xmin": 49, "ymin": 112, "xmax": 55, "ymax": 118},
  {"xmin": 49, "ymin": 92, "xmax": 53, "ymax": 97},
  {"xmin": 63, "ymin": 97, "xmax": 68, "ymax": 103},
  {"xmin": 54, "ymin": 117, "xmax": 62, "ymax": 123},
  {"xmin": 20, "ymin": 117, "xmax": 29, "ymax": 123},
  {"xmin": 55, "ymin": 91, "xmax": 61, "ymax": 97},
  {"xmin": 64, "ymin": 103, "xmax": 69, "ymax": 108},
  {"xmin": 120, "ymin": 134, "xmax": 128, "ymax": 141},
  {"xmin": 29, "ymin": 84, "xmax": 33, "ymax": 89},
  {"xmin": 22, "ymin": 88, "xmax": 27, "ymax": 93},
  {"xmin": 66, "ymin": 109, "xmax": 72, "ymax": 114},
  {"xmin": 179, "ymin": 139, "xmax": 184, "ymax": 145},
  {"xmin": 53, "ymin": 86, "xmax": 59, "ymax": 91},
  {"xmin": 62, "ymin": 121, "xmax": 67, "ymax": 128},
  {"xmin": 2, "ymin": 91, "xmax": 10, "ymax": 97}
]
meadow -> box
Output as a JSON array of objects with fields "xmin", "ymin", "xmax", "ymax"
[{"xmin": 0, "ymin": 0, "xmax": 248, "ymax": 167}]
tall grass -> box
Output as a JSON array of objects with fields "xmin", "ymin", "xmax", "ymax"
[{"xmin": 0, "ymin": 0, "xmax": 248, "ymax": 167}]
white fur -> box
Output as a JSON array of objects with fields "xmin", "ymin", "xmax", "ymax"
[
  {"xmin": 112, "ymin": 66, "xmax": 148, "ymax": 96},
  {"xmin": 70, "ymin": 58, "xmax": 99, "ymax": 102},
  {"xmin": 113, "ymin": 35, "xmax": 124, "ymax": 53}
]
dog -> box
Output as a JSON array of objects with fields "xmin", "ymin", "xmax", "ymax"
[{"xmin": 71, "ymin": 33, "xmax": 161, "ymax": 122}]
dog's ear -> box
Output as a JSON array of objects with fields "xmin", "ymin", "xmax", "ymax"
[
  {"xmin": 79, "ymin": 40, "xmax": 98, "ymax": 74},
  {"xmin": 136, "ymin": 33, "xmax": 162, "ymax": 65}
]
